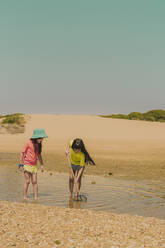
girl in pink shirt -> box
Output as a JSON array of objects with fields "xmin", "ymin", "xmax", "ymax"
[{"xmin": 19, "ymin": 128, "xmax": 48, "ymax": 201}]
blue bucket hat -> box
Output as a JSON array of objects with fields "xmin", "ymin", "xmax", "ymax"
[{"xmin": 31, "ymin": 128, "xmax": 48, "ymax": 139}]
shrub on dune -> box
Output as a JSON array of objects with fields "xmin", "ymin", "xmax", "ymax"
[{"xmin": 100, "ymin": 109, "xmax": 165, "ymax": 123}]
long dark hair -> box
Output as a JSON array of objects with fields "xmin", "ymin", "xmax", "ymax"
[
  {"xmin": 72, "ymin": 138, "xmax": 95, "ymax": 165},
  {"xmin": 31, "ymin": 139, "xmax": 42, "ymax": 154}
]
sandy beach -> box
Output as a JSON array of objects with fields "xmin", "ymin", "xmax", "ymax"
[
  {"xmin": 2, "ymin": 0, "xmax": 165, "ymax": 246},
  {"xmin": 1, "ymin": 115, "xmax": 165, "ymax": 247}
]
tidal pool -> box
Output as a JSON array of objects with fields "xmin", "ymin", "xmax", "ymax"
[{"xmin": 0, "ymin": 168, "xmax": 165, "ymax": 219}]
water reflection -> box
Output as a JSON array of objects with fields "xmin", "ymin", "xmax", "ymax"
[
  {"xmin": 0, "ymin": 168, "xmax": 165, "ymax": 219},
  {"xmin": 68, "ymin": 197, "xmax": 82, "ymax": 209}
]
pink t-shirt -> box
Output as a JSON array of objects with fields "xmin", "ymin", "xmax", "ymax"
[{"xmin": 22, "ymin": 140, "xmax": 39, "ymax": 165}]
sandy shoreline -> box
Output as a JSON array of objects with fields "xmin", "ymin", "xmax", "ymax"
[{"xmin": 0, "ymin": 200, "xmax": 165, "ymax": 248}]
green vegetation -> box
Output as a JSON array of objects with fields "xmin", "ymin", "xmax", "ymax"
[
  {"xmin": 2, "ymin": 113, "xmax": 25, "ymax": 125},
  {"xmin": 54, "ymin": 240, "xmax": 61, "ymax": 245},
  {"xmin": 100, "ymin": 109, "xmax": 165, "ymax": 122},
  {"xmin": 0, "ymin": 113, "xmax": 25, "ymax": 134}
]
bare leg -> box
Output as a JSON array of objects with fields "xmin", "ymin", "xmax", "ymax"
[
  {"xmin": 69, "ymin": 169, "xmax": 76, "ymax": 197},
  {"xmin": 31, "ymin": 173, "xmax": 38, "ymax": 200},
  {"xmin": 23, "ymin": 171, "xmax": 31, "ymax": 200},
  {"xmin": 75, "ymin": 168, "xmax": 84, "ymax": 197}
]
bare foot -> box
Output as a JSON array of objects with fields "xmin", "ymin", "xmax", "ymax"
[
  {"xmin": 73, "ymin": 194, "xmax": 79, "ymax": 201},
  {"xmin": 75, "ymin": 193, "xmax": 79, "ymax": 198}
]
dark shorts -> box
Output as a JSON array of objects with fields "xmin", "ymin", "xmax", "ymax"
[{"xmin": 71, "ymin": 164, "xmax": 85, "ymax": 172}]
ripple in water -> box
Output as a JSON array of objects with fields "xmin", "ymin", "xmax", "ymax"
[{"xmin": 0, "ymin": 168, "xmax": 165, "ymax": 219}]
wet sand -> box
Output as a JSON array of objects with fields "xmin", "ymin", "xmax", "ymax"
[{"xmin": 0, "ymin": 200, "xmax": 165, "ymax": 248}]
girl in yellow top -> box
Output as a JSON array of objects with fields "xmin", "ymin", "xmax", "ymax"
[{"xmin": 65, "ymin": 138, "xmax": 95, "ymax": 199}]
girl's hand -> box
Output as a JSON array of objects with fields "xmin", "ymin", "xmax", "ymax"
[
  {"xmin": 41, "ymin": 165, "xmax": 44, "ymax": 172},
  {"xmin": 19, "ymin": 166, "xmax": 24, "ymax": 172},
  {"xmin": 18, "ymin": 163, "xmax": 24, "ymax": 172}
]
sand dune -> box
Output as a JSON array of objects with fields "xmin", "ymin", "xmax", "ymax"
[
  {"xmin": 1, "ymin": 115, "xmax": 165, "ymax": 180},
  {"xmin": 1, "ymin": 114, "xmax": 165, "ymax": 153}
]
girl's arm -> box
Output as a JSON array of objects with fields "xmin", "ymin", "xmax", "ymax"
[
  {"xmin": 65, "ymin": 143, "xmax": 75, "ymax": 178},
  {"xmin": 65, "ymin": 143, "xmax": 70, "ymax": 157},
  {"xmin": 65, "ymin": 140, "xmax": 73, "ymax": 157},
  {"xmin": 20, "ymin": 152, "xmax": 25, "ymax": 164},
  {"xmin": 65, "ymin": 143, "xmax": 72, "ymax": 166},
  {"xmin": 38, "ymin": 154, "xmax": 44, "ymax": 172},
  {"xmin": 75, "ymin": 167, "xmax": 84, "ymax": 183},
  {"xmin": 18, "ymin": 152, "xmax": 25, "ymax": 171}
]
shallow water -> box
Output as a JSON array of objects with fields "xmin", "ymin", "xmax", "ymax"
[{"xmin": 0, "ymin": 168, "xmax": 165, "ymax": 219}]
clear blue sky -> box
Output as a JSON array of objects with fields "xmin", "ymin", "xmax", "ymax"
[{"xmin": 0, "ymin": 0, "xmax": 165, "ymax": 115}]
